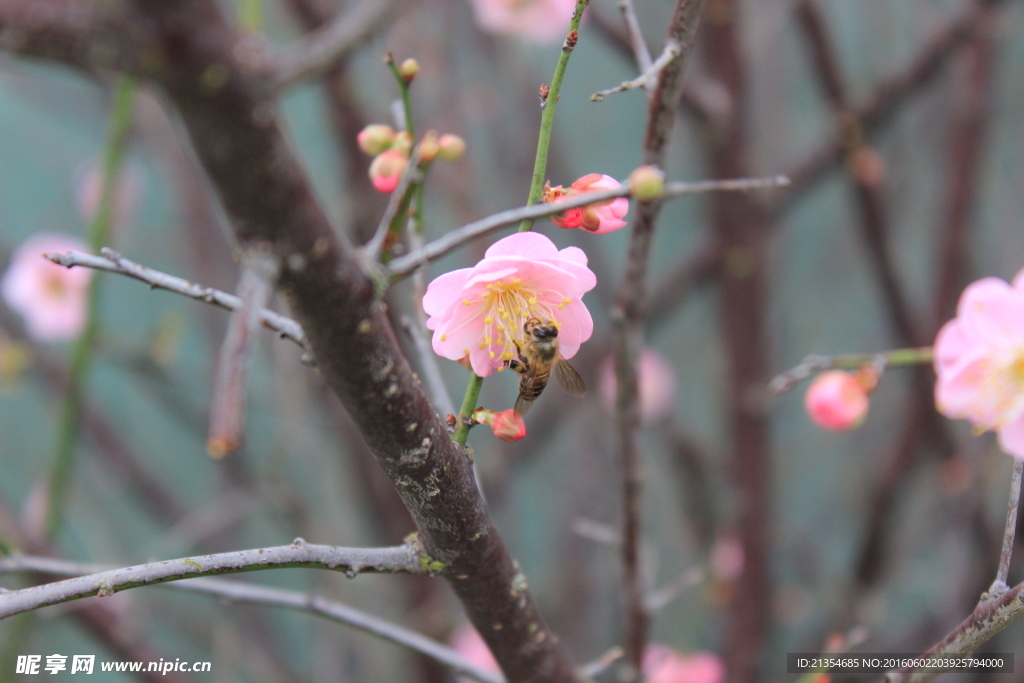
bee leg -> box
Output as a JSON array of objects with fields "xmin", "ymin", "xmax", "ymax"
[{"xmin": 505, "ymin": 358, "xmax": 527, "ymax": 374}]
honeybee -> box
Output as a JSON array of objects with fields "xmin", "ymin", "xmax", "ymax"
[{"xmin": 504, "ymin": 318, "xmax": 586, "ymax": 415}]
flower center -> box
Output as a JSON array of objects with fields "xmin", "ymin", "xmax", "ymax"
[
  {"xmin": 984, "ymin": 348, "xmax": 1024, "ymax": 428},
  {"xmin": 474, "ymin": 279, "xmax": 566, "ymax": 369}
]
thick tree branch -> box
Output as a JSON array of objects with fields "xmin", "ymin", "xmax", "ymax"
[
  {"xmin": 883, "ymin": 579, "xmax": 1024, "ymax": 683},
  {"xmin": 0, "ymin": 1, "xmax": 583, "ymax": 679},
  {"xmin": 0, "ymin": 542, "xmax": 425, "ymax": 620}
]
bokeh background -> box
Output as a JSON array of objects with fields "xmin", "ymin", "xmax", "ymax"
[{"xmin": 1, "ymin": 0, "xmax": 1024, "ymax": 680}]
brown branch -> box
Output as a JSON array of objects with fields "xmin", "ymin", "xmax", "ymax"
[
  {"xmin": 776, "ymin": 0, "xmax": 1009, "ymax": 216},
  {"xmin": 0, "ymin": 1, "xmax": 580, "ymax": 679},
  {"xmin": 613, "ymin": 1, "xmax": 709, "ymax": 679},
  {"xmin": 701, "ymin": 0, "xmax": 774, "ymax": 679},
  {"xmin": 271, "ymin": 0, "xmax": 403, "ymax": 90},
  {"xmin": 207, "ymin": 246, "xmax": 279, "ymax": 458}
]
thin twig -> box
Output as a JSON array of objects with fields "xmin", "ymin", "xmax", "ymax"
[
  {"xmin": 618, "ymin": 0, "xmax": 652, "ymax": 71},
  {"xmin": 987, "ymin": 459, "xmax": 1023, "ymax": 598},
  {"xmin": 769, "ymin": 346, "xmax": 933, "ymax": 394},
  {"xmin": 386, "ymin": 175, "xmax": 789, "ymax": 281},
  {"xmin": 0, "ymin": 555, "xmax": 503, "ymax": 683},
  {"xmin": 207, "ymin": 246, "xmax": 279, "ymax": 458},
  {"xmin": 645, "ymin": 566, "xmax": 704, "ymax": 612},
  {"xmin": 0, "ymin": 542, "xmax": 427, "ymax": 620},
  {"xmin": 44, "ymin": 249, "xmax": 309, "ymax": 350},
  {"xmin": 579, "ymin": 647, "xmax": 625, "ymax": 679},
  {"xmin": 271, "ymin": 0, "xmax": 402, "ymax": 90},
  {"xmin": 591, "ymin": 38, "xmax": 680, "ymax": 101},
  {"xmin": 363, "ymin": 148, "xmax": 424, "ymax": 264}
]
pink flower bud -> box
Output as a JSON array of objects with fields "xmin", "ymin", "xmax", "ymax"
[
  {"xmin": 449, "ymin": 623, "xmax": 498, "ymax": 683},
  {"xmin": 417, "ymin": 131, "xmax": 440, "ymax": 164},
  {"xmin": 437, "ymin": 134, "xmax": 466, "ymax": 162},
  {"xmin": 472, "ymin": 408, "xmax": 527, "ymax": 443},
  {"xmin": 399, "ymin": 58, "xmax": 420, "ymax": 83},
  {"xmin": 546, "ymin": 174, "xmax": 630, "ymax": 235},
  {"xmin": 357, "ymin": 124, "xmax": 396, "ymax": 156},
  {"xmin": 368, "ymin": 148, "xmax": 407, "ymax": 193},
  {"xmin": 629, "ymin": 165, "xmax": 666, "ymax": 201},
  {"xmin": 804, "ymin": 370, "xmax": 869, "ymax": 432}
]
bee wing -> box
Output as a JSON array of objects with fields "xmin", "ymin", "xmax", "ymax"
[
  {"xmin": 513, "ymin": 393, "xmax": 535, "ymax": 417},
  {"xmin": 554, "ymin": 358, "xmax": 587, "ymax": 398}
]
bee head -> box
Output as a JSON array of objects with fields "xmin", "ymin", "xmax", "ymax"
[{"xmin": 524, "ymin": 318, "xmax": 558, "ymax": 340}]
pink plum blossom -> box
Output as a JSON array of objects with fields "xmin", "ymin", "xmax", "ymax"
[
  {"xmin": 599, "ymin": 348, "xmax": 677, "ymax": 423},
  {"xmin": 644, "ymin": 645, "xmax": 725, "ymax": 683},
  {"xmin": 468, "ymin": 0, "xmax": 579, "ymax": 43},
  {"xmin": 547, "ymin": 174, "xmax": 630, "ymax": 234},
  {"xmin": 804, "ymin": 370, "xmax": 870, "ymax": 432},
  {"xmin": 1, "ymin": 234, "xmax": 92, "ymax": 342},
  {"xmin": 449, "ymin": 623, "xmax": 498, "ymax": 682},
  {"xmin": 423, "ymin": 232, "xmax": 595, "ymax": 377},
  {"xmin": 934, "ymin": 268, "xmax": 1024, "ymax": 459}
]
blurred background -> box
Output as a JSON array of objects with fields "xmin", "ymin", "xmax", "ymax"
[{"xmin": 1, "ymin": 0, "xmax": 1024, "ymax": 680}]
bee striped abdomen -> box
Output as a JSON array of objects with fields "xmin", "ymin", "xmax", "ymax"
[{"xmin": 519, "ymin": 372, "xmax": 551, "ymax": 400}]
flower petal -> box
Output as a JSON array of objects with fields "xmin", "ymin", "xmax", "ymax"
[
  {"xmin": 998, "ymin": 415, "xmax": 1024, "ymax": 460},
  {"xmin": 484, "ymin": 231, "xmax": 560, "ymax": 260}
]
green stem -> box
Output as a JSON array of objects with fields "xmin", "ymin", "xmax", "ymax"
[
  {"xmin": 238, "ymin": 0, "xmax": 263, "ymax": 31},
  {"xmin": 518, "ymin": 0, "xmax": 590, "ymax": 232},
  {"xmin": 452, "ymin": 374, "xmax": 484, "ymax": 445},
  {"xmin": 44, "ymin": 77, "xmax": 136, "ymax": 541},
  {"xmin": 825, "ymin": 346, "xmax": 933, "ymax": 369},
  {"xmin": 452, "ymin": 2, "xmax": 588, "ymax": 444},
  {"xmin": 387, "ymin": 59, "xmax": 415, "ymax": 139}
]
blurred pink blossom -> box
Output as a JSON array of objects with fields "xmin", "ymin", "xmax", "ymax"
[
  {"xmin": 710, "ymin": 535, "xmax": 745, "ymax": 583},
  {"xmin": 369, "ymin": 148, "xmax": 408, "ymax": 193},
  {"xmin": 76, "ymin": 162, "xmax": 140, "ymax": 228},
  {"xmin": 468, "ymin": 0, "xmax": 579, "ymax": 42},
  {"xmin": 644, "ymin": 645, "xmax": 725, "ymax": 683},
  {"xmin": 1, "ymin": 234, "xmax": 92, "ymax": 342},
  {"xmin": 548, "ymin": 174, "xmax": 630, "ymax": 235},
  {"xmin": 600, "ymin": 348, "xmax": 677, "ymax": 423},
  {"xmin": 934, "ymin": 268, "xmax": 1024, "ymax": 459},
  {"xmin": 423, "ymin": 232, "xmax": 595, "ymax": 377},
  {"xmin": 803, "ymin": 370, "xmax": 869, "ymax": 432},
  {"xmin": 449, "ymin": 623, "xmax": 498, "ymax": 682}
]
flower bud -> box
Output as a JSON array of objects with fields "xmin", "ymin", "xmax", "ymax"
[
  {"xmin": 357, "ymin": 124, "xmax": 396, "ymax": 156},
  {"xmin": 392, "ymin": 130, "xmax": 414, "ymax": 156},
  {"xmin": 628, "ymin": 165, "xmax": 665, "ymax": 202},
  {"xmin": 418, "ymin": 131, "xmax": 440, "ymax": 164},
  {"xmin": 547, "ymin": 174, "xmax": 630, "ymax": 235},
  {"xmin": 368, "ymin": 148, "xmax": 408, "ymax": 193},
  {"xmin": 472, "ymin": 408, "xmax": 527, "ymax": 443},
  {"xmin": 804, "ymin": 370, "xmax": 869, "ymax": 432},
  {"xmin": 399, "ymin": 58, "xmax": 420, "ymax": 83},
  {"xmin": 437, "ymin": 134, "xmax": 466, "ymax": 162}
]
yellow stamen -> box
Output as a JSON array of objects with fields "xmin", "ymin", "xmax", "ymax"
[
  {"xmin": 484, "ymin": 316, "xmax": 493, "ymax": 324},
  {"xmin": 440, "ymin": 334, "xmax": 447, "ymax": 341}
]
